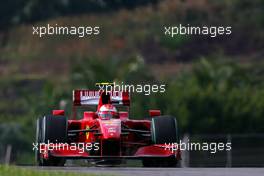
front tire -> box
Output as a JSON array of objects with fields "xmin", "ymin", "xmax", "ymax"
[
  {"xmin": 151, "ymin": 116, "xmax": 178, "ymax": 144},
  {"xmin": 36, "ymin": 115, "xmax": 67, "ymax": 166},
  {"xmin": 35, "ymin": 118, "xmax": 42, "ymax": 165},
  {"xmin": 143, "ymin": 116, "xmax": 178, "ymax": 167}
]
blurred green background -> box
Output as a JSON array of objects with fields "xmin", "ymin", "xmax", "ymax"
[{"xmin": 0, "ymin": 0, "xmax": 264, "ymax": 165}]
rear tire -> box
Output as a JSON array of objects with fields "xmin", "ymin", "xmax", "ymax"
[{"xmin": 36, "ymin": 115, "xmax": 67, "ymax": 166}]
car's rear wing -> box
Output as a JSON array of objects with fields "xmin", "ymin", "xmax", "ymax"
[{"xmin": 73, "ymin": 90, "xmax": 130, "ymax": 106}]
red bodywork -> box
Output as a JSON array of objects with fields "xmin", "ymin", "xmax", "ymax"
[{"xmin": 41, "ymin": 90, "xmax": 180, "ymax": 162}]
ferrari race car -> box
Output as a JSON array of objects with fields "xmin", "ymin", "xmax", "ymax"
[{"xmin": 35, "ymin": 90, "xmax": 181, "ymax": 167}]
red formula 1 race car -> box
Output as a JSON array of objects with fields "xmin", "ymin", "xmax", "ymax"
[{"xmin": 35, "ymin": 90, "xmax": 181, "ymax": 167}]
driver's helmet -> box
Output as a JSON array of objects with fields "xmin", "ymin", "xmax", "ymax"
[{"xmin": 98, "ymin": 104, "xmax": 118, "ymax": 119}]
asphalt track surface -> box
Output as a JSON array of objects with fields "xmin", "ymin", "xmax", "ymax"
[{"xmin": 26, "ymin": 166, "xmax": 264, "ymax": 176}]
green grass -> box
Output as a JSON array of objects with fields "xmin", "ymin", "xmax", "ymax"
[{"xmin": 0, "ymin": 165, "xmax": 113, "ymax": 176}]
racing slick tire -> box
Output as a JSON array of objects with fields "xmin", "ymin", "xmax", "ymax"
[
  {"xmin": 143, "ymin": 116, "xmax": 178, "ymax": 167},
  {"xmin": 35, "ymin": 117, "xmax": 42, "ymax": 165},
  {"xmin": 36, "ymin": 115, "xmax": 67, "ymax": 166},
  {"xmin": 151, "ymin": 116, "xmax": 178, "ymax": 144}
]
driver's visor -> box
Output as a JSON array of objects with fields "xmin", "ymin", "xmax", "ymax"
[{"xmin": 98, "ymin": 111, "xmax": 114, "ymax": 119}]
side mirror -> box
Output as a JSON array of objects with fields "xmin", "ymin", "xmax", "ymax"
[
  {"xmin": 149, "ymin": 110, "xmax": 161, "ymax": 117},
  {"xmin": 52, "ymin": 110, "xmax": 65, "ymax": 116},
  {"xmin": 119, "ymin": 111, "xmax": 129, "ymax": 120}
]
